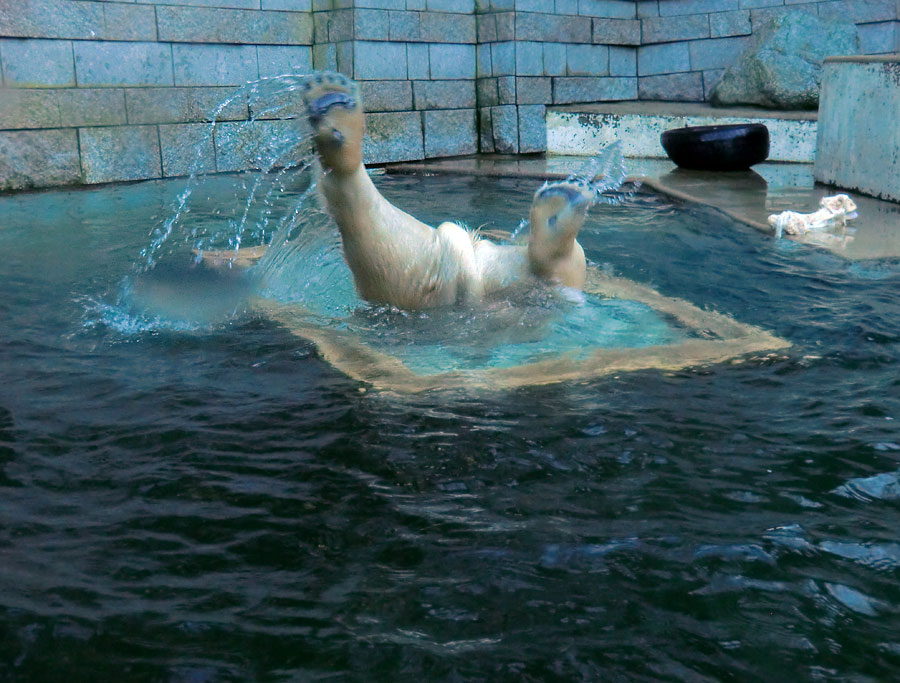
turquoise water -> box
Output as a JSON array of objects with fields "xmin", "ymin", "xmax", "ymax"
[{"xmin": 2, "ymin": 172, "xmax": 900, "ymax": 680}]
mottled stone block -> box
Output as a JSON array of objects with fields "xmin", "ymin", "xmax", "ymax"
[
  {"xmin": 319, "ymin": 10, "xmax": 353, "ymax": 42},
  {"xmin": 516, "ymin": 0, "xmax": 554, "ymax": 12},
  {"xmin": 477, "ymin": 14, "xmax": 498, "ymax": 42},
  {"xmin": 420, "ymin": 12, "xmax": 477, "ymax": 43},
  {"xmin": 516, "ymin": 13, "xmax": 592, "ymax": 43},
  {"xmin": 426, "ymin": 0, "xmax": 476, "ymax": 12},
  {"xmin": 578, "ymin": 0, "xmax": 636, "ymax": 18},
  {"xmin": 518, "ymin": 103, "xmax": 545, "ymax": 152},
  {"xmin": 638, "ymin": 71, "xmax": 703, "ymax": 101},
  {"xmin": 857, "ymin": 21, "xmax": 898, "ymax": 54},
  {"xmin": 102, "ymin": 3, "xmax": 158, "ymax": 41},
  {"xmin": 609, "ymin": 45, "xmax": 636, "ymax": 76},
  {"xmin": 429, "ymin": 44, "xmax": 476, "ymax": 79},
  {"xmin": 356, "ymin": 0, "xmax": 406, "ymax": 9},
  {"xmin": 80, "ymin": 125, "xmax": 162, "ymax": 184},
  {"xmin": 0, "ymin": 39, "xmax": 75, "ymax": 87},
  {"xmin": 125, "ymin": 87, "xmax": 249, "ymax": 124},
  {"xmin": 637, "ymin": 1, "xmax": 658, "ymax": 17},
  {"xmin": 552, "ymin": 75, "xmax": 636, "ymax": 102},
  {"xmin": 407, "ymin": 43, "xmax": 431, "ymax": 79},
  {"xmin": 360, "ymin": 80, "xmax": 414, "ymax": 110},
  {"xmin": 516, "ymin": 76, "xmax": 551, "ymax": 103},
  {"xmin": 354, "ymin": 9, "xmax": 390, "ymax": 40},
  {"xmin": 215, "ymin": 119, "xmax": 309, "ymax": 172},
  {"xmin": 157, "ymin": 6, "xmax": 312, "ymax": 45},
  {"xmin": 592, "ymin": 18, "xmax": 640, "ymax": 45},
  {"xmin": 491, "ymin": 42, "xmax": 515, "ymax": 75},
  {"xmin": 688, "ymin": 35, "xmax": 750, "ymax": 71},
  {"xmin": 566, "ymin": 43, "xmax": 609, "ymax": 75},
  {"xmin": 258, "ymin": 46, "xmax": 313, "ymax": 78},
  {"xmin": 658, "ymin": 0, "xmax": 738, "ymax": 16},
  {"xmin": 336, "ymin": 41, "xmax": 354, "ymax": 73},
  {"xmin": 543, "ymin": 42, "xmax": 567, "ymax": 76},
  {"xmin": 641, "ymin": 13, "xmax": 709, "ymax": 44},
  {"xmin": 58, "ymin": 88, "xmax": 127, "ymax": 127},
  {"xmin": 555, "ymin": 0, "xmax": 578, "ymax": 16},
  {"xmin": 477, "ymin": 43, "xmax": 493, "ymax": 77},
  {"xmin": 389, "ymin": 10, "xmax": 421, "ymax": 41},
  {"xmin": 710, "ymin": 10, "xmax": 751, "ymax": 38},
  {"xmin": 159, "ymin": 123, "xmax": 216, "ymax": 177},
  {"xmin": 413, "ymin": 80, "xmax": 476, "ymax": 109},
  {"xmin": 424, "ymin": 108, "xmax": 476, "ymax": 157},
  {"xmin": 75, "ymin": 41, "xmax": 174, "ymax": 86},
  {"xmin": 702, "ymin": 68, "xmax": 725, "ymax": 100},
  {"xmin": 0, "ymin": 129, "xmax": 80, "ymax": 190},
  {"xmin": 495, "ymin": 12, "xmax": 515, "ymax": 40},
  {"xmin": 262, "ymin": 0, "xmax": 312, "ymax": 9},
  {"xmin": 354, "ymin": 41, "xmax": 408, "ymax": 79},
  {"xmin": 0, "ymin": 90, "xmax": 60, "ymax": 129},
  {"xmin": 363, "ymin": 111, "xmax": 424, "ymax": 163},
  {"xmin": 490, "ymin": 105, "xmax": 518, "ymax": 153},
  {"xmin": 477, "ymin": 77, "xmax": 499, "ymax": 106},
  {"xmin": 515, "ymin": 41, "xmax": 544, "ymax": 76},
  {"xmin": 478, "ymin": 107, "xmax": 494, "ymax": 152},
  {"xmin": 0, "ymin": 0, "xmax": 155, "ymax": 41},
  {"xmin": 637, "ymin": 41, "xmax": 690, "ymax": 76},
  {"xmin": 173, "ymin": 44, "xmax": 259, "ymax": 86},
  {"xmin": 313, "ymin": 43, "xmax": 338, "ymax": 71},
  {"xmin": 497, "ymin": 75, "xmax": 517, "ymax": 102},
  {"xmin": 818, "ymin": 0, "xmax": 896, "ymax": 24}
]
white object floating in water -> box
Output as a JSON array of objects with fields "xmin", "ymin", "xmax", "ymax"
[{"xmin": 768, "ymin": 194, "xmax": 858, "ymax": 239}]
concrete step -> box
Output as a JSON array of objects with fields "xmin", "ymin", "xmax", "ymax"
[{"xmin": 547, "ymin": 101, "xmax": 818, "ymax": 163}]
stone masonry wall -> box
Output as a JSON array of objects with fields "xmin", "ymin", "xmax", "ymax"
[{"xmin": 0, "ymin": 0, "xmax": 897, "ymax": 189}]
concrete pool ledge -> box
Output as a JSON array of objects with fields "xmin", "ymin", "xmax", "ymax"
[{"xmin": 383, "ymin": 155, "xmax": 900, "ymax": 261}]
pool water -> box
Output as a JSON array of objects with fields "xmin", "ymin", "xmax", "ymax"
[{"xmin": 2, "ymin": 172, "xmax": 900, "ymax": 680}]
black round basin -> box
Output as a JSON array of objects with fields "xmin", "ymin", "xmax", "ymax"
[{"xmin": 660, "ymin": 123, "xmax": 770, "ymax": 171}]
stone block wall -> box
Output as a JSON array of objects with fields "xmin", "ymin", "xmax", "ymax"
[{"xmin": 1, "ymin": 0, "xmax": 898, "ymax": 189}]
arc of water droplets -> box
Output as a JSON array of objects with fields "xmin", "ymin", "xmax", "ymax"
[{"xmin": 567, "ymin": 140, "xmax": 642, "ymax": 206}]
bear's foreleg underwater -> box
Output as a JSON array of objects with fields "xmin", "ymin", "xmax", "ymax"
[{"xmin": 303, "ymin": 72, "xmax": 594, "ymax": 311}]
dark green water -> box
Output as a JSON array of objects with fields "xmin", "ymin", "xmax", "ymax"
[{"xmin": 2, "ymin": 173, "xmax": 900, "ymax": 681}]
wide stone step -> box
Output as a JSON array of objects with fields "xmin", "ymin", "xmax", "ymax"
[{"xmin": 547, "ymin": 101, "xmax": 818, "ymax": 163}]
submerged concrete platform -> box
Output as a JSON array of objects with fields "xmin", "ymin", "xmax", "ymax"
[
  {"xmin": 546, "ymin": 101, "xmax": 818, "ymax": 163},
  {"xmin": 384, "ymin": 155, "xmax": 900, "ymax": 261}
]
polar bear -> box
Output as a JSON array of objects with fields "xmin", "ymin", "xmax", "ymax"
[{"xmin": 302, "ymin": 71, "xmax": 593, "ymax": 310}]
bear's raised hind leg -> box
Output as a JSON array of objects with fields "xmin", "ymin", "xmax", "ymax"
[
  {"xmin": 302, "ymin": 72, "xmax": 365, "ymax": 176},
  {"xmin": 527, "ymin": 180, "xmax": 593, "ymax": 289}
]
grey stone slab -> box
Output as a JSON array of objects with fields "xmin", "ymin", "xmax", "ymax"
[
  {"xmin": 577, "ymin": 0, "xmax": 636, "ymax": 18},
  {"xmin": 495, "ymin": 12, "xmax": 515, "ymax": 40},
  {"xmin": 592, "ymin": 18, "xmax": 640, "ymax": 45},
  {"xmin": 710, "ymin": 10, "xmax": 751, "ymax": 38},
  {"xmin": 0, "ymin": 89, "xmax": 60, "ymax": 129},
  {"xmin": 689, "ymin": 36, "xmax": 751, "ymax": 71},
  {"xmin": 313, "ymin": 43, "xmax": 338, "ymax": 71},
  {"xmin": 360, "ymin": 80, "xmax": 414, "ymax": 110},
  {"xmin": 258, "ymin": 45, "xmax": 313, "ymax": 78},
  {"xmin": 518, "ymin": 103, "xmax": 545, "ymax": 152},
  {"xmin": 477, "ymin": 43, "xmax": 493, "ymax": 77},
  {"xmin": 262, "ymin": 0, "xmax": 312, "ymax": 9},
  {"xmin": 172, "ymin": 44, "xmax": 259, "ymax": 86},
  {"xmin": 426, "ymin": 0, "xmax": 476, "ymax": 11},
  {"xmin": 552, "ymin": 75, "xmax": 636, "ymax": 102},
  {"xmin": 214, "ymin": 119, "xmax": 310, "ymax": 172},
  {"xmin": 642, "ymin": 13, "xmax": 709, "ymax": 44},
  {"xmin": 0, "ymin": 0, "xmax": 155, "ymax": 41},
  {"xmin": 543, "ymin": 42, "xmax": 568, "ymax": 76},
  {"xmin": 609, "ymin": 45, "xmax": 636, "ymax": 76},
  {"xmin": 857, "ymin": 21, "xmax": 898, "ymax": 54},
  {"xmin": 478, "ymin": 107, "xmax": 494, "ymax": 152},
  {"xmin": 566, "ymin": 43, "xmax": 609, "ymax": 75},
  {"xmin": 515, "ymin": 76, "xmax": 551, "ymax": 103},
  {"xmin": 363, "ymin": 111, "xmax": 424, "ymax": 162},
  {"xmin": 125, "ymin": 87, "xmax": 249, "ymax": 124},
  {"xmin": 0, "ymin": 129, "xmax": 80, "ymax": 190},
  {"xmin": 516, "ymin": 0, "xmax": 554, "ymax": 12},
  {"xmin": 323, "ymin": 10, "xmax": 353, "ymax": 42},
  {"xmin": 407, "ymin": 43, "xmax": 431, "ymax": 79},
  {"xmin": 407, "ymin": 0, "xmax": 427, "ymax": 10},
  {"xmin": 490, "ymin": 104, "xmax": 517, "ymax": 153},
  {"xmin": 556, "ymin": 0, "xmax": 578, "ymax": 16},
  {"xmin": 818, "ymin": 0, "xmax": 896, "ymax": 24},
  {"xmin": 497, "ymin": 75, "xmax": 516, "ymax": 102},
  {"xmin": 740, "ymin": 0, "xmax": 783, "ymax": 7},
  {"xmin": 336, "ymin": 41, "xmax": 354, "ymax": 73},
  {"xmin": 141, "ymin": 0, "xmax": 259, "ymax": 7},
  {"xmin": 477, "ymin": 77, "xmax": 499, "ymax": 106},
  {"xmin": 636, "ymin": 0, "xmax": 658, "ymax": 17},
  {"xmin": 389, "ymin": 10, "xmax": 421, "ymax": 41},
  {"xmin": 429, "ymin": 44, "xmax": 476, "ymax": 79},
  {"xmin": 414, "ymin": 79, "xmax": 476, "ymax": 109},
  {"xmin": 101, "ymin": 3, "xmax": 157, "ymax": 41},
  {"xmin": 638, "ymin": 71, "xmax": 704, "ymax": 101},
  {"xmin": 354, "ymin": 41, "xmax": 408, "ymax": 79},
  {"xmin": 477, "ymin": 14, "xmax": 498, "ymax": 42},
  {"xmin": 355, "ymin": 0, "xmax": 406, "ymax": 9},
  {"xmin": 637, "ymin": 41, "xmax": 690, "ymax": 76},
  {"xmin": 516, "ymin": 13, "xmax": 592, "ymax": 43},
  {"xmin": 491, "ymin": 41, "xmax": 515, "ymax": 76},
  {"xmin": 75, "ymin": 41, "xmax": 174, "ymax": 86},
  {"xmin": 58, "ymin": 88, "xmax": 126, "ymax": 126},
  {"xmin": 424, "ymin": 108, "xmax": 476, "ymax": 157},
  {"xmin": 515, "ymin": 41, "xmax": 543, "ymax": 76},
  {"xmin": 420, "ymin": 12, "xmax": 476, "ymax": 43},
  {"xmin": 0, "ymin": 38, "xmax": 75, "ymax": 87},
  {"xmin": 159, "ymin": 123, "xmax": 217, "ymax": 177},
  {"xmin": 354, "ymin": 9, "xmax": 391, "ymax": 40},
  {"xmin": 157, "ymin": 6, "xmax": 312, "ymax": 45},
  {"xmin": 702, "ymin": 68, "xmax": 725, "ymax": 100},
  {"xmin": 658, "ymin": 0, "xmax": 738, "ymax": 16},
  {"xmin": 80, "ymin": 125, "xmax": 162, "ymax": 184}
]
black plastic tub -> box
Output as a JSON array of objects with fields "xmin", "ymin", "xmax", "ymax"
[{"xmin": 660, "ymin": 123, "xmax": 770, "ymax": 171}]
